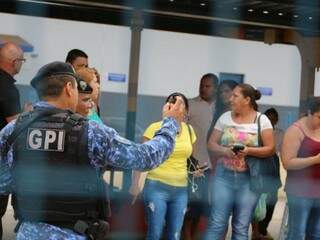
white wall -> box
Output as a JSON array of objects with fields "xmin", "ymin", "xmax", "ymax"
[
  {"xmin": 0, "ymin": 13, "xmax": 131, "ymax": 94},
  {"xmin": 139, "ymin": 29, "xmax": 301, "ymax": 106},
  {"xmin": 0, "ymin": 12, "xmax": 302, "ymax": 106}
]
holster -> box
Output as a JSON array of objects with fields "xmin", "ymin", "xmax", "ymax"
[{"xmin": 74, "ymin": 220, "xmax": 109, "ymax": 240}]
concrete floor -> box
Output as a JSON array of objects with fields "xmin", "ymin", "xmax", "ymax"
[
  {"xmin": 2, "ymin": 197, "xmax": 287, "ymax": 240},
  {"xmin": 3, "ymin": 205, "xmax": 15, "ymax": 240}
]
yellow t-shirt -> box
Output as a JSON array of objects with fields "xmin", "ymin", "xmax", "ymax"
[{"xmin": 144, "ymin": 121, "xmax": 196, "ymax": 187}]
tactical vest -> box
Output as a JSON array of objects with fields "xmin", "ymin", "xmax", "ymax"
[{"xmin": 11, "ymin": 108, "xmax": 109, "ymax": 229}]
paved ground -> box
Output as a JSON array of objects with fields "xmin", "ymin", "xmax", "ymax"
[
  {"xmin": 3, "ymin": 206, "xmax": 15, "ymax": 240},
  {"xmin": 3, "ymin": 197, "xmax": 287, "ymax": 240}
]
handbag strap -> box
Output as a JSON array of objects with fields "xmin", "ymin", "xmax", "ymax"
[
  {"xmin": 257, "ymin": 113, "xmax": 263, "ymax": 147},
  {"xmin": 186, "ymin": 124, "xmax": 197, "ymax": 169},
  {"xmin": 186, "ymin": 124, "xmax": 193, "ymax": 147}
]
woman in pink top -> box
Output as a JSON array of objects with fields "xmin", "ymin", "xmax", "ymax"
[
  {"xmin": 205, "ymin": 84, "xmax": 274, "ymax": 240},
  {"xmin": 282, "ymin": 96, "xmax": 320, "ymax": 240}
]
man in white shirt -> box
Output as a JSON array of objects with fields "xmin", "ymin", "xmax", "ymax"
[{"xmin": 183, "ymin": 73, "xmax": 218, "ymax": 240}]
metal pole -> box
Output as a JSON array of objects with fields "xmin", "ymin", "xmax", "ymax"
[
  {"xmin": 123, "ymin": 9, "xmax": 143, "ymax": 192},
  {"xmin": 125, "ymin": 9, "xmax": 143, "ymax": 141}
]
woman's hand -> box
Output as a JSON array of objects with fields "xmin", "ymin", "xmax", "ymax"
[
  {"xmin": 224, "ymin": 147, "xmax": 236, "ymax": 158},
  {"xmin": 129, "ymin": 171, "xmax": 148, "ymax": 205},
  {"xmin": 315, "ymin": 153, "xmax": 320, "ymax": 164},
  {"xmin": 235, "ymin": 146, "xmax": 249, "ymax": 158},
  {"xmin": 190, "ymin": 169, "xmax": 205, "ymax": 177},
  {"xmin": 129, "ymin": 184, "xmax": 141, "ymax": 205}
]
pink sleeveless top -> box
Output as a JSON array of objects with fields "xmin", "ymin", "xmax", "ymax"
[{"xmin": 285, "ymin": 123, "xmax": 320, "ymax": 198}]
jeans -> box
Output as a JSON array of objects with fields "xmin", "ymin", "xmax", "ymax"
[
  {"xmin": 286, "ymin": 194, "xmax": 320, "ymax": 240},
  {"xmin": 204, "ymin": 165, "xmax": 260, "ymax": 240},
  {"xmin": 143, "ymin": 179, "xmax": 188, "ymax": 240}
]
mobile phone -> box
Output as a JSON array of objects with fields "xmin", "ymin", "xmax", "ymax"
[
  {"xmin": 189, "ymin": 165, "xmax": 209, "ymax": 174},
  {"xmin": 232, "ymin": 144, "xmax": 245, "ymax": 153}
]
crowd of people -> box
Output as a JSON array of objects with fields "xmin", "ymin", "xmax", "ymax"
[{"xmin": 0, "ymin": 41, "xmax": 319, "ymax": 240}]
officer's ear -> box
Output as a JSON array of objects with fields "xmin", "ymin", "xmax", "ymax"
[{"xmin": 65, "ymin": 81, "xmax": 76, "ymax": 97}]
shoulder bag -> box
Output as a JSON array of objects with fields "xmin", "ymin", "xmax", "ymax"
[{"xmin": 245, "ymin": 114, "xmax": 282, "ymax": 193}]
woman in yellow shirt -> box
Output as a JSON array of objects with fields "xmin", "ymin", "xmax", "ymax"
[{"xmin": 129, "ymin": 92, "xmax": 196, "ymax": 240}]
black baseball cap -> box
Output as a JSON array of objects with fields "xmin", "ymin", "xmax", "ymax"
[
  {"xmin": 31, "ymin": 61, "xmax": 79, "ymax": 88},
  {"xmin": 77, "ymin": 78, "xmax": 92, "ymax": 94}
]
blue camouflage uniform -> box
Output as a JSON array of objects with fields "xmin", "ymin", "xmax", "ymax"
[{"xmin": 0, "ymin": 102, "xmax": 179, "ymax": 240}]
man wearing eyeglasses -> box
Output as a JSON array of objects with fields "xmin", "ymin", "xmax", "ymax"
[{"xmin": 0, "ymin": 42, "xmax": 25, "ymax": 239}]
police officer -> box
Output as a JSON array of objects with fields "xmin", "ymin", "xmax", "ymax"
[{"xmin": 0, "ymin": 61, "xmax": 183, "ymax": 240}]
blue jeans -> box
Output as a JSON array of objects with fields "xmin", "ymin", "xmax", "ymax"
[
  {"xmin": 204, "ymin": 165, "xmax": 260, "ymax": 240},
  {"xmin": 143, "ymin": 179, "xmax": 188, "ymax": 240},
  {"xmin": 286, "ymin": 194, "xmax": 320, "ymax": 240}
]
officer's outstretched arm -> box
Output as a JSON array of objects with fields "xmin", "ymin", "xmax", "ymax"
[{"xmin": 88, "ymin": 117, "xmax": 179, "ymax": 170}]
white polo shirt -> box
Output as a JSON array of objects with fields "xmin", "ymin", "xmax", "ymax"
[{"xmin": 188, "ymin": 96, "xmax": 215, "ymax": 168}]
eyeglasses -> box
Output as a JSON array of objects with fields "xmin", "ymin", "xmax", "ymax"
[{"xmin": 14, "ymin": 58, "xmax": 26, "ymax": 63}]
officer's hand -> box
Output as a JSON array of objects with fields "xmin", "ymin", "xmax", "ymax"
[{"xmin": 162, "ymin": 96, "xmax": 184, "ymax": 123}]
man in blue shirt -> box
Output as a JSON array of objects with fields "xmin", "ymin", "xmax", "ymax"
[{"xmin": 0, "ymin": 62, "xmax": 183, "ymax": 240}]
